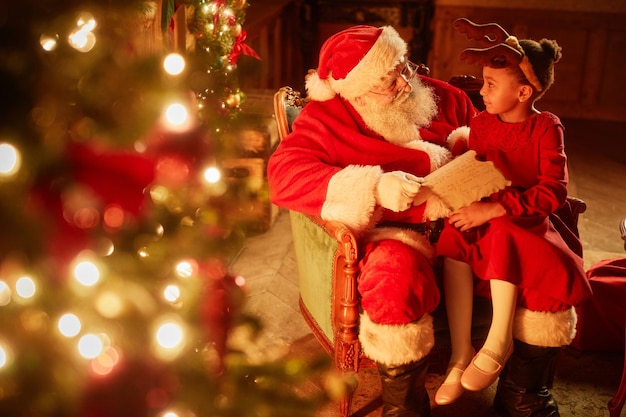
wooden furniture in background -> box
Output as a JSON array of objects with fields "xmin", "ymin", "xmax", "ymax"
[
  {"xmin": 309, "ymin": 0, "xmax": 434, "ymax": 66},
  {"xmin": 240, "ymin": 0, "xmax": 305, "ymax": 92},
  {"xmin": 428, "ymin": 3, "xmax": 626, "ymax": 123}
]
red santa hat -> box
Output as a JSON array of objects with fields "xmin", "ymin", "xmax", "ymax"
[{"xmin": 305, "ymin": 25, "xmax": 407, "ymax": 101}]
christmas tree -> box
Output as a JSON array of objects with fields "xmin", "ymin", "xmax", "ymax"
[{"xmin": 0, "ymin": 1, "xmax": 346, "ymax": 415}]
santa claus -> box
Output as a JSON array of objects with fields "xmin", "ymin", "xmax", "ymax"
[{"xmin": 268, "ymin": 25, "xmax": 476, "ymax": 416}]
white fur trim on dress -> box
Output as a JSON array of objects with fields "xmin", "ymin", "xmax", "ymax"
[
  {"xmin": 513, "ymin": 307, "xmax": 577, "ymax": 347},
  {"xmin": 359, "ymin": 311, "xmax": 434, "ymax": 366},
  {"xmin": 366, "ymin": 227, "xmax": 434, "ymax": 262},
  {"xmin": 321, "ymin": 165, "xmax": 381, "ymax": 234},
  {"xmin": 307, "ymin": 26, "xmax": 407, "ymax": 102},
  {"xmin": 447, "ymin": 126, "xmax": 470, "ymax": 152}
]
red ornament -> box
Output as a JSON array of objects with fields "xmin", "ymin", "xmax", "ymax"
[{"xmin": 198, "ymin": 260, "xmax": 246, "ymax": 375}]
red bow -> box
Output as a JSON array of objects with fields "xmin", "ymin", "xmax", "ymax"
[{"xmin": 228, "ymin": 30, "xmax": 260, "ymax": 65}]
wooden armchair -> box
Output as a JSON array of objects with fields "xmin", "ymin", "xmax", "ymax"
[{"xmin": 272, "ymin": 80, "xmax": 587, "ymax": 417}]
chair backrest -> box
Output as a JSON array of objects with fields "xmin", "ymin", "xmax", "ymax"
[{"xmin": 273, "ymin": 86, "xmax": 309, "ymax": 140}]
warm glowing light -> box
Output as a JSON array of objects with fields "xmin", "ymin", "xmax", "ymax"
[
  {"xmin": 76, "ymin": 13, "xmax": 97, "ymax": 31},
  {"xmin": 0, "ymin": 342, "xmax": 12, "ymax": 369},
  {"xmin": 0, "ymin": 281, "xmax": 11, "ymax": 306},
  {"xmin": 90, "ymin": 346, "xmax": 120, "ymax": 376},
  {"xmin": 161, "ymin": 412, "xmax": 180, "ymax": 417},
  {"xmin": 15, "ymin": 276, "xmax": 36, "ymax": 299},
  {"xmin": 164, "ymin": 103, "xmax": 188, "ymax": 127},
  {"xmin": 163, "ymin": 53, "xmax": 185, "ymax": 75},
  {"xmin": 78, "ymin": 333, "xmax": 104, "ymax": 359},
  {"xmin": 234, "ymin": 275, "xmax": 246, "ymax": 287},
  {"xmin": 40, "ymin": 34, "xmax": 58, "ymax": 51},
  {"xmin": 203, "ymin": 166, "xmax": 221, "ymax": 183},
  {"xmin": 68, "ymin": 30, "xmax": 96, "ymax": 52},
  {"xmin": 58, "ymin": 313, "xmax": 82, "ymax": 338},
  {"xmin": 95, "ymin": 291, "xmax": 124, "ymax": 318},
  {"xmin": 163, "ymin": 285, "xmax": 180, "ymax": 303},
  {"xmin": 0, "ymin": 143, "xmax": 21, "ymax": 176},
  {"xmin": 175, "ymin": 260, "xmax": 195, "ymax": 278},
  {"xmin": 68, "ymin": 12, "xmax": 97, "ymax": 52},
  {"xmin": 156, "ymin": 322, "xmax": 183, "ymax": 349},
  {"xmin": 73, "ymin": 260, "xmax": 100, "ymax": 287},
  {"xmin": 103, "ymin": 205, "xmax": 125, "ymax": 229}
]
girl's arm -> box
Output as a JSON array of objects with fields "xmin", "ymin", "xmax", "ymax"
[{"xmin": 496, "ymin": 122, "xmax": 568, "ymax": 216}]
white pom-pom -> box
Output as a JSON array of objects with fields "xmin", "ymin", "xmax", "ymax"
[{"xmin": 305, "ymin": 71, "xmax": 336, "ymax": 102}]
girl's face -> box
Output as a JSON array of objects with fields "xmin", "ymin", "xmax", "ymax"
[{"xmin": 480, "ymin": 66, "xmax": 528, "ymax": 122}]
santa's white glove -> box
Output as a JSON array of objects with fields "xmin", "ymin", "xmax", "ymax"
[{"xmin": 375, "ymin": 171, "xmax": 423, "ymax": 212}]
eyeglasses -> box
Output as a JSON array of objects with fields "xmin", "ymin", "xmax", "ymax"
[{"xmin": 369, "ymin": 60, "xmax": 419, "ymax": 100}]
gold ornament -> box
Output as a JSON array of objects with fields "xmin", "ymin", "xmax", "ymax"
[{"xmin": 225, "ymin": 93, "xmax": 241, "ymax": 108}]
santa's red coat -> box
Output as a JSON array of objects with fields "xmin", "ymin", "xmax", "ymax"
[{"xmin": 268, "ymin": 76, "xmax": 476, "ymax": 365}]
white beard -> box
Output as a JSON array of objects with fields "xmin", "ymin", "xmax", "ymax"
[{"xmin": 352, "ymin": 78, "xmax": 438, "ymax": 145}]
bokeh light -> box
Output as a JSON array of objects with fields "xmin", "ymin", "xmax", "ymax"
[
  {"xmin": 68, "ymin": 12, "xmax": 97, "ymax": 53},
  {"xmin": 203, "ymin": 166, "xmax": 221, "ymax": 183},
  {"xmin": 156, "ymin": 322, "xmax": 183, "ymax": 349},
  {"xmin": 58, "ymin": 313, "xmax": 82, "ymax": 338},
  {"xmin": 0, "ymin": 341, "xmax": 12, "ymax": 370},
  {"xmin": 0, "ymin": 143, "xmax": 21, "ymax": 177},
  {"xmin": 78, "ymin": 333, "xmax": 104, "ymax": 359},
  {"xmin": 73, "ymin": 260, "xmax": 100, "ymax": 287},
  {"xmin": 164, "ymin": 53, "xmax": 185, "ymax": 75},
  {"xmin": 163, "ymin": 285, "xmax": 181, "ymax": 303},
  {"xmin": 164, "ymin": 103, "xmax": 189, "ymax": 127},
  {"xmin": 175, "ymin": 260, "xmax": 196, "ymax": 278},
  {"xmin": 0, "ymin": 281, "xmax": 11, "ymax": 306},
  {"xmin": 90, "ymin": 346, "xmax": 120, "ymax": 376},
  {"xmin": 40, "ymin": 34, "xmax": 58, "ymax": 51},
  {"xmin": 15, "ymin": 276, "xmax": 36, "ymax": 300}
]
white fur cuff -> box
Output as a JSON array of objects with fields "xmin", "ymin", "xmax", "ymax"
[
  {"xmin": 321, "ymin": 165, "xmax": 381, "ymax": 233},
  {"xmin": 447, "ymin": 126, "xmax": 470, "ymax": 155},
  {"xmin": 513, "ymin": 307, "xmax": 577, "ymax": 347},
  {"xmin": 358, "ymin": 311, "xmax": 434, "ymax": 366}
]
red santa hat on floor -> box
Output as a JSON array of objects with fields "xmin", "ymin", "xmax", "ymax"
[{"xmin": 306, "ymin": 25, "xmax": 407, "ymax": 101}]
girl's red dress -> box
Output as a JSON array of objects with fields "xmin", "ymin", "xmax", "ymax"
[{"xmin": 436, "ymin": 111, "xmax": 592, "ymax": 311}]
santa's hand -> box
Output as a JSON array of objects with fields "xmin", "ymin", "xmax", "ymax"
[{"xmin": 375, "ymin": 171, "xmax": 422, "ymax": 212}]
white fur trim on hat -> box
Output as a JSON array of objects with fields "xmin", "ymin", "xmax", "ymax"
[
  {"xmin": 513, "ymin": 307, "xmax": 578, "ymax": 347},
  {"xmin": 307, "ymin": 26, "xmax": 407, "ymax": 101},
  {"xmin": 321, "ymin": 164, "xmax": 381, "ymax": 234},
  {"xmin": 359, "ymin": 311, "xmax": 434, "ymax": 366}
]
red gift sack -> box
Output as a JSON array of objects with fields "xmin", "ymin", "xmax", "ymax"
[{"xmin": 571, "ymin": 258, "xmax": 626, "ymax": 352}]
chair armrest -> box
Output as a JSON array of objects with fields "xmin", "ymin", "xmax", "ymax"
[
  {"xmin": 289, "ymin": 211, "xmax": 362, "ymax": 372},
  {"xmin": 306, "ymin": 215, "xmax": 361, "ymax": 371}
]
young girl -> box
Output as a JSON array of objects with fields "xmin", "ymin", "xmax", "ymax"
[{"xmin": 434, "ymin": 20, "xmax": 592, "ymax": 406}]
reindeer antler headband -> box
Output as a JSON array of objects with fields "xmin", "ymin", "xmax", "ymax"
[{"xmin": 453, "ymin": 18, "xmax": 543, "ymax": 91}]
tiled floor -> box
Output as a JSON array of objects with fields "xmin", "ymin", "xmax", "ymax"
[{"xmin": 229, "ymin": 117, "xmax": 626, "ymax": 416}]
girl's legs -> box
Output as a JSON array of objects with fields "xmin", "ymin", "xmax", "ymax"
[
  {"xmin": 435, "ymin": 258, "xmax": 475, "ymax": 404},
  {"xmin": 475, "ymin": 278, "xmax": 517, "ymax": 372},
  {"xmin": 442, "ymin": 258, "xmax": 476, "ymax": 368},
  {"xmin": 460, "ymin": 278, "xmax": 517, "ymax": 392}
]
